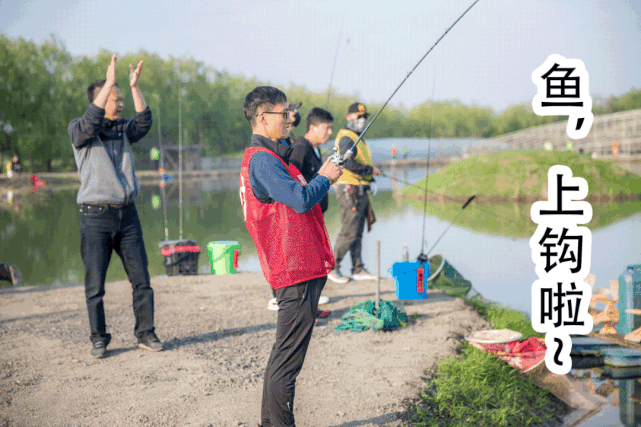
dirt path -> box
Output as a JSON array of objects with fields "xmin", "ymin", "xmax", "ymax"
[{"xmin": 0, "ymin": 273, "xmax": 490, "ymax": 427}]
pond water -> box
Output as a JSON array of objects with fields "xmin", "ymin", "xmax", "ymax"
[{"xmin": 568, "ymin": 362, "xmax": 641, "ymax": 427}]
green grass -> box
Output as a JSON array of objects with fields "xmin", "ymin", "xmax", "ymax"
[
  {"xmin": 404, "ymin": 297, "xmax": 567, "ymax": 427},
  {"xmin": 404, "ymin": 149, "xmax": 641, "ymax": 201},
  {"xmin": 407, "ymin": 346, "xmax": 557, "ymax": 427}
]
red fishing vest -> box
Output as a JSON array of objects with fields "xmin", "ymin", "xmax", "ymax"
[{"xmin": 239, "ymin": 147, "xmax": 334, "ymax": 289}]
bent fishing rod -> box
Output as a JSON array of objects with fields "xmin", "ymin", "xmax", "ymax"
[
  {"xmin": 423, "ymin": 194, "xmax": 475, "ymax": 260},
  {"xmin": 329, "ymin": 0, "xmax": 481, "ymax": 165}
]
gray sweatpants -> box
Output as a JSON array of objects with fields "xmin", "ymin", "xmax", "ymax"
[{"xmin": 260, "ymin": 276, "xmax": 326, "ymax": 427}]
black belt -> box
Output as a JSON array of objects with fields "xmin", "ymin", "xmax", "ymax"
[{"xmin": 84, "ymin": 202, "xmax": 132, "ymax": 209}]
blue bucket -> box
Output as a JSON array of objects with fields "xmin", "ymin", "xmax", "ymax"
[{"xmin": 391, "ymin": 261, "xmax": 429, "ymax": 300}]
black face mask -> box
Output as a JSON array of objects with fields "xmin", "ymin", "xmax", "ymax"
[{"xmin": 292, "ymin": 112, "xmax": 301, "ymax": 128}]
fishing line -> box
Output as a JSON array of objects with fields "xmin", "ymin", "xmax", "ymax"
[
  {"xmin": 326, "ymin": 6, "xmax": 348, "ymax": 109},
  {"xmin": 419, "ymin": 67, "xmax": 436, "ymax": 258},
  {"xmin": 330, "ymin": 0, "xmax": 481, "ymax": 164}
]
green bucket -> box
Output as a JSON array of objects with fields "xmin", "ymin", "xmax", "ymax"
[
  {"xmin": 427, "ymin": 254, "xmax": 473, "ymax": 298},
  {"xmin": 207, "ymin": 241, "xmax": 242, "ymax": 275}
]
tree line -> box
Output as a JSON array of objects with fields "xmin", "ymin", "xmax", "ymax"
[{"xmin": 2, "ymin": 34, "xmax": 641, "ymax": 172}]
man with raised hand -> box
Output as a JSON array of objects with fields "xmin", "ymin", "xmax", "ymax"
[
  {"xmin": 239, "ymin": 86, "xmax": 341, "ymax": 427},
  {"xmin": 68, "ymin": 54, "xmax": 162, "ymax": 359}
]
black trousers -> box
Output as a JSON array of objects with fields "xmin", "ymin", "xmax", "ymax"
[
  {"xmin": 333, "ymin": 184, "xmax": 369, "ymax": 274},
  {"xmin": 261, "ymin": 276, "xmax": 326, "ymax": 427},
  {"xmin": 80, "ymin": 203, "xmax": 155, "ymax": 345}
]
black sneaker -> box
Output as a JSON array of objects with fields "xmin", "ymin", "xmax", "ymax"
[
  {"xmin": 90, "ymin": 342, "xmax": 107, "ymax": 359},
  {"xmin": 138, "ymin": 333, "xmax": 164, "ymax": 352}
]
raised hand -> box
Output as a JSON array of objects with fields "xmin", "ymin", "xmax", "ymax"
[
  {"xmin": 106, "ymin": 54, "xmax": 117, "ymax": 86},
  {"xmin": 129, "ymin": 60, "xmax": 144, "ymax": 88}
]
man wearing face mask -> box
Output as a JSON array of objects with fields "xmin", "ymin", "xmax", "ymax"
[{"xmin": 327, "ymin": 103, "xmax": 382, "ymax": 284}]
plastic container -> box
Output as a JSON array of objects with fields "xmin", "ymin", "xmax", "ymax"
[
  {"xmin": 207, "ymin": 241, "xmax": 242, "ymax": 275},
  {"xmin": 391, "ymin": 261, "xmax": 428, "ymax": 300},
  {"xmin": 159, "ymin": 239, "xmax": 200, "ymax": 276},
  {"xmin": 617, "ymin": 265, "xmax": 641, "ymax": 335}
]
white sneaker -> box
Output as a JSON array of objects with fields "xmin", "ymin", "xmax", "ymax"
[
  {"xmin": 327, "ymin": 268, "xmax": 349, "ymax": 284},
  {"xmin": 267, "ymin": 297, "xmax": 279, "ymax": 311},
  {"xmin": 351, "ymin": 269, "xmax": 377, "ymax": 281},
  {"xmin": 318, "ymin": 295, "xmax": 329, "ymax": 305}
]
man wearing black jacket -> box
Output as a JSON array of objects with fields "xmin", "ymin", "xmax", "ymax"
[
  {"xmin": 289, "ymin": 107, "xmax": 334, "ymax": 213},
  {"xmin": 289, "ymin": 108, "xmax": 334, "ymax": 312}
]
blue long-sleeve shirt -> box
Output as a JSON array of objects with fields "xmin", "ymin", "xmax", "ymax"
[{"xmin": 248, "ymin": 134, "xmax": 330, "ymax": 214}]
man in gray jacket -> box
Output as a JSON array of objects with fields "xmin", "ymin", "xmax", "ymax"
[{"xmin": 68, "ymin": 54, "xmax": 162, "ymax": 359}]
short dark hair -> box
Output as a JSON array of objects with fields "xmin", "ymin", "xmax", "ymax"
[
  {"xmin": 243, "ymin": 86, "xmax": 287, "ymax": 128},
  {"xmin": 306, "ymin": 107, "xmax": 334, "ymax": 131},
  {"xmin": 87, "ymin": 79, "xmax": 119, "ymax": 103}
]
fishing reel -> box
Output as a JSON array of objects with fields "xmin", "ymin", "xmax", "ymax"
[
  {"xmin": 417, "ymin": 252, "xmax": 429, "ymax": 264},
  {"xmin": 329, "ymin": 146, "xmax": 345, "ymax": 166}
]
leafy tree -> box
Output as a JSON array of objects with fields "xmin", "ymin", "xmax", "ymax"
[{"xmin": 1, "ymin": 34, "xmax": 640, "ymax": 171}]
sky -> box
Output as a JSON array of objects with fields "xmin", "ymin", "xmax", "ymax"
[{"xmin": 2, "ymin": 0, "xmax": 641, "ymax": 112}]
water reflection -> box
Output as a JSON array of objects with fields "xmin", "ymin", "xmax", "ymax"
[
  {"xmin": 568, "ymin": 366, "xmax": 641, "ymax": 427},
  {"xmin": 2, "ymin": 171, "xmax": 641, "ymax": 321}
]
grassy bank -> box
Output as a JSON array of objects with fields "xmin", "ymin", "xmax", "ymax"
[
  {"xmin": 404, "ymin": 149, "xmax": 641, "ymax": 202},
  {"xmin": 401, "ymin": 196, "xmax": 641, "ymax": 238},
  {"xmin": 404, "ymin": 297, "xmax": 569, "ymax": 426}
]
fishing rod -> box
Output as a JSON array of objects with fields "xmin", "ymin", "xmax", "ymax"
[
  {"xmin": 425, "ymin": 195, "xmax": 475, "ymax": 257},
  {"xmin": 379, "ymin": 171, "xmax": 513, "ymax": 223},
  {"xmin": 329, "ymin": 0, "xmax": 481, "ymax": 165},
  {"xmin": 325, "ymin": 7, "xmax": 348, "ymax": 109},
  {"xmin": 156, "ymin": 96, "xmax": 169, "ymax": 241}
]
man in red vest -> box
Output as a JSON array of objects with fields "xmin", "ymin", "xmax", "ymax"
[{"xmin": 240, "ymin": 86, "xmax": 342, "ymax": 427}]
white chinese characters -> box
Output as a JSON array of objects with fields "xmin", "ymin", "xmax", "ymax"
[
  {"xmin": 532, "ymin": 54, "xmax": 593, "ymax": 140},
  {"xmin": 530, "ymin": 165, "xmax": 593, "ymax": 375}
]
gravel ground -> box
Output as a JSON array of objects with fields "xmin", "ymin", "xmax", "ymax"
[{"xmin": 0, "ymin": 272, "xmax": 490, "ymax": 427}]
